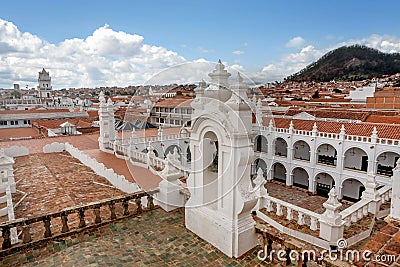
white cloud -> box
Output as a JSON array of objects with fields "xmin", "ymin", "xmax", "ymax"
[
  {"xmin": 1, "ymin": 19, "xmax": 400, "ymax": 88},
  {"xmin": 285, "ymin": 36, "xmax": 306, "ymax": 48},
  {"xmin": 232, "ymin": 50, "xmax": 244, "ymax": 55},
  {"xmin": 253, "ymin": 34, "xmax": 400, "ymax": 83},
  {"xmin": 341, "ymin": 34, "xmax": 400, "ymax": 53},
  {"xmin": 0, "ymin": 19, "xmax": 187, "ymax": 88},
  {"xmin": 198, "ymin": 47, "xmax": 212, "ymax": 53}
]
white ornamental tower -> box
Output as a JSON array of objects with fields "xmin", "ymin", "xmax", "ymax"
[
  {"xmin": 98, "ymin": 92, "xmax": 116, "ymax": 151},
  {"xmin": 185, "ymin": 61, "xmax": 258, "ymax": 257},
  {"xmin": 37, "ymin": 68, "xmax": 53, "ymax": 99}
]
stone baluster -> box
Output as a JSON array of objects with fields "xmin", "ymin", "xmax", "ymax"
[
  {"xmin": 351, "ymin": 212, "xmax": 357, "ymax": 222},
  {"xmin": 310, "ymin": 217, "xmax": 318, "ymax": 231},
  {"xmin": 147, "ymin": 195, "xmax": 155, "ymax": 210},
  {"xmin": 22, "ymin": 225, "xmax": 32, "ymax": 243},
  {"xmin": 122, "ymin": 200, "xmax": 130, "ymax": 216},
  {"xmin": 297, "ymin": 212, "xmax": 305, "ymax": 225},
  {"xmin": 286, "ymin": 207, "xmax": 293, "ymax": 221},
  {"xmin": 43, "ymin": 216, "xmax": 52, "ymax": 238},
  {"xmin": 357, "ymin": 209, "xmax": 363, "ymax": 220},
  {"xmin": 61, "ymin": 212, "xmax": 69, "ymax": 233},
  {"xmin": 276, "ymin": 203, "xmax": 282, "ymax": 216},
  {"xmin": 109, "ymin": 202, "xmax": 117, "ymax": 220},
  {"xmin": 362, "ymin": 205, "xmax": 368, "ymax": 216},
  {"xmin": 266, "ymin": 199, "xmax": 273, "ymax": 212},
  {"xmin": 344, "ymin": 217, "xmax": 351, "ymax": 227},
  {"xmin": 135, "ymin": 198, "xmax": 142, "ymax": 214},
  {"xmin": 78, "ymin": 209, "xmax": 86, "ymax": 228},
  {"xmin": 94, "ymin": 206, "xmax": 102, "ymax": 224},
  {"xmin": 2, "ymin": 227, "xmax": 11, "ymax": 249}
]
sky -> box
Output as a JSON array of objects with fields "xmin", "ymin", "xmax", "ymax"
[{"xmin": 1, "ymin": 0, "xmax": 400, "ymax": 89}]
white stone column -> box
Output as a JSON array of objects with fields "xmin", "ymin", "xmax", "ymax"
[
  {"xmin": 319, "ymin": 187, "xmax": 344, "ymax": 243},
  {"xmin": 362, "ymin": 174, "xmax": 381, "ymax": 214},
  {"xmin": 253, "ymin": 168, "xmax": 268, "ymax": 211},
  {"xmin": 157, "ymin": 151, "xmax": 185, "ymax": 212},
  {"xmin": 390, "ymin": 159, "xmax": 400, "ymax": 220}
]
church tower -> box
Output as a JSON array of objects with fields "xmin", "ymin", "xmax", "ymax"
[
  {"xmin": 37, "ymin": 68, "xmax": 53, "ymax": 99},
  {"xmin": 185, "ymin": 61, "xmax": 258, "ymax": 257},
  {"xmin": 98, "ymin": 92, "xmax": 116, "ymax": 151}
]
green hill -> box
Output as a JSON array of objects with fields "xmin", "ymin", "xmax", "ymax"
[{"xmin": 286, "ymin": 45, "xmax": 400, "ymax": 82}]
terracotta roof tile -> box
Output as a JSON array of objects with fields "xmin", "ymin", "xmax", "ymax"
[
  {"xmin": 0, "ymin": 127, "xmax": 42, "ymax": 139},
  {"xmin": 154, "ymin": 98, "xmax": 192, "ymax": 108},
  {"xmin": 263, "ymin": 117, "xmax": 400, "ymax": 139}
]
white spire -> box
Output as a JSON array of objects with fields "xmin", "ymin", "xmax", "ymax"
[{"xmin": 208, "ymin": 59, "xmax": 231, "ymax": 88}]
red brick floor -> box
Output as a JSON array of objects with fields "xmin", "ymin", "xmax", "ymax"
[
  {"xmin": 354, "ymin": 219, "xmax": 400, "ymax": 266},
  {"xmin": 265, "ymin": 181, "xmax": 351, "ymax": 214}
]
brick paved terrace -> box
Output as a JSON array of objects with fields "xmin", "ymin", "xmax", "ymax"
[{"xmin": 1, "ymin": 208, "xmax": 270, "ymax": 267}]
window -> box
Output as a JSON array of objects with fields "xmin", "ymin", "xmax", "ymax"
[
  {"xmin": 10, "ymin": 121, "xmax": 14, "ymax": 125},
  {"xmin": 0, "ymin": 121, "xmax": 7, "ymax": 125}
]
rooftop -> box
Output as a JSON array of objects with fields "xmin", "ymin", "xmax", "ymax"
[
  {"xmin": 0, "ymin": 128, "xmax": 41, "ymax": 140},
  {"xmin": 3, "ymin": 152, "xmax": 125, "ymax": 223},
  {"xmin": 265, "ymin": 117, "xmax": 400, "ymax": 139},
  {"xmin": 1, "ymin": 209, "xmax": 262, "ymax": 267}
]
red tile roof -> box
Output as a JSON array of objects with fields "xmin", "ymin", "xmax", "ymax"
[
  {"xmin": 264, "ymin": 117, "xmax": 400, "ymax": 139},
  {"xmin": 154, "ymin": 98, "xmax": 192, "ymax": 108},
  {"xmin": 0, "ymin": 109, "xmax": 70, "ymax": 114},
  {"xmin": 0, "ymin": 127, "xmax": 42, "ymax": 139},
  {"xmin": 365, "ymin": 115, "xmax": 400, "ymax": 125},
  {"xmin": 31, "ymin": 118, "xmax": 93, "ymax": 129}
]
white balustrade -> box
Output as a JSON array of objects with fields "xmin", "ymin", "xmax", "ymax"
[
  {"xmin": 340, "ymin": 198, "xmax": 371, "ymax": 227},
  {"xmin": 263, "ymin": 195, "xmax": 321, "ymax": 231}
]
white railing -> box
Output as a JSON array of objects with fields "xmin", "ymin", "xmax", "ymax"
[
  {"xmin": 345, "ymin": 135, "xmax": 372, "ymax": 143},
  {"xmin": 318, "ymin": 132, "xmax": 340, "ymax": 139},
  {"xmin": 148, "ymin": 155, "xmax": 166, "ymax": 170},
  {"xmin": 129, "ymin": 149, "xmax": 147, "ymax": 163},
  {"xmin": 255, "ymin": 125, "xmax": 400, "ymax": 147},
  {"xmin": 64, "ymin": 143, "xmax": 140, "ymax": 193},
  {"xmin": 293, "ymin": 129, "xmax": 313, "ymax": 136},
  {"xmin": 376, "ymin": 138, "xmax": 400, "ymax": 146},
  {"xmin": 378, "ymin": 185, "xmax": 392, "ymax": 204},
  {"xmin": 264, "ymin": 195, "xmax": 321, "ymax": 231},
  {"xmin": 340, "ymin": 199, "xmax": 370, "ymax": 227}
]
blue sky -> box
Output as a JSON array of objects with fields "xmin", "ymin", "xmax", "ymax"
[{"xmin": 1, "ymin": 0, "xmax": 400, "ymax": 88}]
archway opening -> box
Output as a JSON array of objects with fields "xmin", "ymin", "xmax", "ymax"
[
  {"xmin": 186, "ymin": 147, "xmax": 191, "ymax": 163},
  {"xmin": 315, "ymin": 172, "xmax": 335, "ymax": 197},
  {"xmin": 344, "ymin": 147, "xmax": 368, "ymax": 172},
  {"xmin": 254, "ymin": 135, "xmax": 268, "ymax": 153},
  {"xmin": 376, "ymin": 152, "xmax": 399, "ymax": 177},
  {"xmin": 317, "ymin": 144, "xmax": 337, "ymax": 166},
  {"xmin": 274, "ymin": 138, "xmax": 287, "ymax": 157},
  {"xmin": 341, "ymin": 178, "xmax": 365, "ymax": 202},
  {"xmin": 292, "ymin": 167, "xmax": 309, "ymax": 189},
  {"xmin": 293, "ymin": 140, "xmax": 310, "ymax": 161},
  {"xmin": 203, "ymin": 131, "xmax": 219, "ymax": 209},
  {"xmin": 271, "ymin": 162, "xmax": 286, "ymax": 183}
]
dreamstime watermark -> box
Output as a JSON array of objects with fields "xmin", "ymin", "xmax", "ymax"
[{"xmin": 257, "ymin": 238, "xmax": 396, "ymax": 264}]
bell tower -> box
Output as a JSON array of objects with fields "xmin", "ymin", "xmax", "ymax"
[
  {"xmin": 37, "ymin": 68, "xmax": 53, "ymax": 99},
  {"xmin": 185, "ymin": 61, "xmax": 258, "ymax": 257}
]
